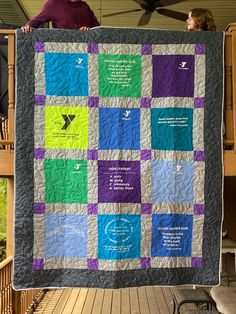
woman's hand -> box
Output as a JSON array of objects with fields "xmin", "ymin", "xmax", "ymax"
[
  {"xmin": 21, "ymin": 25, "xmax": 34, "ymax": 33},
  {"xmin": 79, "ymin": 26, "xmax": 89, "ymax": 31}
]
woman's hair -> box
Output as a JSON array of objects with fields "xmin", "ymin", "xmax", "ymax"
[{"xmin": 190, "ymin": 8, "xmax": 216, "ymax": 31}]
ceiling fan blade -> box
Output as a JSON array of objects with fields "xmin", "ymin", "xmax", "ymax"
[
  {"xmin": 137, "ymin": 12, "xmax": 152, "ymax": 26},
  {"xmin": 103, "ymin": 8, "xmax": 144, "ymax": 18},
  {"xmin": 156, "ymin": 8, "xmax": 188, "ymax": 21},
  {"xmin": 155, "ymin": 0, "xmax": 186, "ymax": 7}
]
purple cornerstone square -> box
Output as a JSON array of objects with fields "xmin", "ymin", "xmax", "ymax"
[
  {"xmin": 141, "ymin": 257, "xmax": 151, "ymax": 268},
  {"xmin": 141, "ymin": 150, "xmax": 151, "ymax": 160},
  {"xmin": 194, "ymin": 97, "xmax": 205, "ymax": 108},
  {"xmin": 88, "ymin": 204, "xmax": 98, "ymax": 215},
  {"xmin": 194, "ymin": 204, "xmax": 205, "ymax": 215},
  {"xmin": 34, "ymin": 42, "xmax": 45, "ymax": 53},
  {"xmin": 141, "ymin": 97, "xmax": 152, "ymax": 108},
  {"xmin": 32, "ymin": 258, "xmax": 44, "ymax": 270},
  {"xmin": 88, "ymin": 43, "xmax": 99, "ymax": 54},
  {"xmin": 98, "ymin": 160, "xmax": 141, "ymax": 203},
  {"xmin": 87, "ymin": 149, "xmax": 98, "ymax": 160},
  {"xmin": 35, "ymin": 94, "xmax": 46, "ymax": 106},
  {"xmin": 141, "ymin": 203, "xmax": 152, "ymax": 214},
  {"xmin": 192, "ymin": 256, "xmax": 202, "ymax": 268},
  {"xmin": 195, "ymin": 44, "xmax": 206, "ymax": 55},
  {"xmin": 142, "ymin": 44, "xmax": 152, "ymax": 55},
  {"xmin": 88, "ymin": 96, "xmax": 99, "ymax": 108},
  {"xmin": 194, "ymin": 150, "xmax": 205, "ymax": 161},
  {"xmin": 88, "ymin": 258, "xmax": 98, "ymax": 270},
  {"xmin": 152, "ymin": 55, "xmax": 194, "ymax": 98},
  {"xmin": 33, "ymin": 203, "xmax": 45, "ymax": 214},
  {"xmin": 34, "ymin": 148, "xmax": 46, "ymax": 160}
]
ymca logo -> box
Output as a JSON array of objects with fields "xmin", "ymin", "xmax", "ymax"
[
  {"xmin": 74, "ymin": 164, "xmax": 81, "ymax": 170},
  {"xmin": 122, "ymin": 110, "xmax": 131, "ymax": 120},
  {"xmin": 75, "ymin": 58, "xmax": 84, "ymax": 68},
  {"xmin": 178, "ymin": 61, "xmax": 189, "ymax": 70},
  {"xmin": 174, "ymin": 165, "xmax": 183, "ymax": 175},
  {"xmin": 61, "ymin": 114, "xmax": 75, "ymax": 130}
]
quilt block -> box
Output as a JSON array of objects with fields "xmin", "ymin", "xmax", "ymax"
[{"xmin": 14, "ymin": 28, "xmax": 224, "ymax": 289}]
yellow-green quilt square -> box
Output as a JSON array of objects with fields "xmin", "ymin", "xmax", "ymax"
[{"xmin": 45, "ymin": 106, "xmax": 88, "ymax": 149}]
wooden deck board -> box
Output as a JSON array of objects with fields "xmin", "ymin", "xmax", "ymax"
[{"xmin": 34, "ymin": 286, "xmax": 201, "ymax": 314}]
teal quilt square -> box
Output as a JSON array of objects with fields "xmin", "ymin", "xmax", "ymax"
[{"xmin": 151, "ymin": 108, "xmax": 193, "ymax": 151}]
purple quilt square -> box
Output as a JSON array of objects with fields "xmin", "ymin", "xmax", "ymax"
[
  {"xmin": 141, "ymin": 44, "xmax": 152, "ymax": 55},
  {"xmin": 87, "ymin": 258, "xmax": 98, "ymax": 270},
  {"xmin": 192, "ymin": 256, "xmax": 202, "ymax": 268},
  {"xmin": 34, "ymin": 42, "xmax": 45, "ymax": 53},
  {"xmin": 88, "ymin": 96, "xmax": 99, "ymax": 108},
  {"xmin": 98, "ymin": 160, "xmax": 141, "ymax": 203},
  {"xmin": 141, "ymin": 150, "xmax": 151, "ymax": 160},
  {"xmin": 194, "ymin": 204, "xmax": 205, "ymax": 215},
  {"xmin": 141, "ymin": 257, "xmax": 151, "ymax": 268},
  {"xmin": 32, "ymin": 258, "xmax": 44, "ymax": 270},
  {"xmin": 152, "ymin": 55, "xmax": 194, "ymax": 98},
  {"xmin": 35, "ymin": 94, "xmax": 46, "ymax": 106},
  {"xmin": 34, "ymin": 148, "xmax": 46, "ymax": 160},
  {"xmin": 141, "ymin": 203, "xmax": 152, "ymax": 214},
  {"xmin": 88, "ymin": 43, "xmax": 99, "ymax": 54},
  {"xmin": 194, "ymin": 97, "xmax": 205, "ymax": 108},
  {"xmin": 34, "ymin": 203, "xmax": 45, "ymax": 214},
  {"xmin": 194, "ymin": 150, "xmax": 205, "ymax": 161},
  {"xmin": 195, "ymin": 44, "xmax": 206, "ymax": 55},
  {"xmin": 87, "ymin": 149, "xmax": 98, "ymax": 160},
  {"xmin": 140, "ymin": 98, "xmax": 152, "ymax": 108},
  {"xmin": 87, "ymin": 204, "xmax": 98, "ymax": 215}
]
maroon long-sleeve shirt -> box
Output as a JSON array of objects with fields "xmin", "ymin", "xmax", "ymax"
[{"xmin": 28, "ymin": 0, "xmax": 100, "ymax": 29}]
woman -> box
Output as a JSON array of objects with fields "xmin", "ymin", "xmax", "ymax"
[
  {"xmin": 21, "ymin": 0, "xmax": 100, "ymax": 33},
  {"xmin": 186, "ymin": 8, "xmax": 216, "ymax": 31}
]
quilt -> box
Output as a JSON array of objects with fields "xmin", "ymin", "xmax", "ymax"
[{"xmin": 14, "ymin": 27, "xmax": 224, "ymax": 289}]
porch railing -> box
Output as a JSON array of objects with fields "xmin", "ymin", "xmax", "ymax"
[{"xmin": 0, "ymin": 256, "xmax": 45, "ymax": 314}]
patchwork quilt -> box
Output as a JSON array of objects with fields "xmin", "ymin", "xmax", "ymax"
[{"xmin": 14, "ymin": 27, "xmax": 224, "ymax": 289}]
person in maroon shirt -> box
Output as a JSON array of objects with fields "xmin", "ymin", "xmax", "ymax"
[{"xmin": 21, "ymin": 0, "xmax": 100, "ymax": 32}]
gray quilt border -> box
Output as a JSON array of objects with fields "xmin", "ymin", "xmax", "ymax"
[{"xmin": 13, "ymin": 27, "xmax": 224, "ymax": 289}]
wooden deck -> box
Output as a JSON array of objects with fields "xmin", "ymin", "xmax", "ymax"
[{"xmin": 34, "ymin": 287, "xmax": 198, "ymax": 314}]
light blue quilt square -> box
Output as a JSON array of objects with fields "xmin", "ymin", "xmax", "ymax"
[
  {"xmin": 151, "ymin": 214, "xmax": 193, "ymax": 257},
  {"xmin": 45, "ymin": 214, "xmax": 87, "ymax": 259},
  {"xmin": 98, "ymin": 214, "xmax": 141, "ymax": 260},
  {"xmin": 151, "ymin": 108, "xmax": 193, "ymax": 151},
  {"xmin": 152, "ymin": 161, "xmax": 194, "ymax": 204},
  {"xmin": 45, "ymin": 52, "xmax": 88, "ymax": 96},
  {"xmin": 99, "ymin": 108, "xmax": 140, "ymax": 150}
]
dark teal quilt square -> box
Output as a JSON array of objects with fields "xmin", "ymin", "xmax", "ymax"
[
  {"xmin": 151, "ymin": 214, "xmax": 193, "ymax": 257},
  {"xmin": 151, "ymin": 108, "xmax": 193, "ymax": 151},
  {"xmin": 98, "ymin": 214, "xmax": 141, "ymax": 260},
  {"xmin": 45, "ymin": 159, "xmax": 88, "ymax": 203},
  {"xmin": 45, "ymin": 214, "xmax": 87, "ymax": 259},
  {"xmin": 45, "ymin": 52, "xmax": 88, "ymax": 96},
  {"xmin": 99, "ymin": 108, "xmax": 140, "ymax": 150}
]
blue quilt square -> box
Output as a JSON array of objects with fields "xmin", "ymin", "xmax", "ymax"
[
  {"xmin": 151, "ymin": 214, "xmax": 193, "ymax": 257},
  {"xmin": 99, "ymin": 108, "xmax": 140, "ymax": 150},
  {"xmin": 45, "ymin": 52, "xmax": 88, "ymax": 96},
  {"xmin": 151, "ymin": 108, "xmax": 193, "ymax": 151},
  {"xmin": 45, "ymin": 214, "xmax": 87, "ymax": 259},
  {"xmin": 98, "ymin": 214, "xmax": 141, "ymax": 260},
  {"xmin": 152, "ymin": 161, "xmax": 194, "ymax": 204}
]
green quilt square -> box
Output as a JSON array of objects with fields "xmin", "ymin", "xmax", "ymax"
[
  {"xmin": 98, "ymin": 54, "xmax": 142, "ymax": 98},
  {"xmin": 45, "ymin": 106, "xmax": 88, "ymax": 149},
  {"xmin": 45, "ymin": 159, "xmax": 88, "ymax": 203}
]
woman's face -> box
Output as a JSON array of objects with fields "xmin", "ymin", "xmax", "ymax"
[{"xmin": 186, "ymin": 12, "xmax": 198, "ymax": 31}]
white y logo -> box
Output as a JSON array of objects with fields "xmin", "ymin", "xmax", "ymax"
[
  {"xmin": 180, "ymin": 62, "xmax": 187, "ymax": 68},
  {"xmin": 176, "ymin": 165, "xmax": 182, "ymax": 172},
  {"xmin": 124, "ymin": 110, "xmax": 131, "ymax": 118},
  {"xmin": 75, "ymin": 164, "xmax": 81, "ymax": 170},
  {"xmin": 77, "ymin": 58, "xmax": 83, "ymax": 65}
]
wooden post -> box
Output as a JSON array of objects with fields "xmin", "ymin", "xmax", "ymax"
[
  {"xmin": 224, "ymin": 33, "xmax": 234, "ymax": 145},
  {"xmin": 7, "ymin": 33, "xmax": 15, "ymax": 142},
  {"xmin": 232, "ymin": 30, "xmax": 236, "ymax": 152},
  {"xmin": 6, "ymin": 177, "xmax": 14, "ymax": 257}
]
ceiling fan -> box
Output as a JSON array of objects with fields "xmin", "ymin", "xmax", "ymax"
[{"xmin": 103, "ymin": 0, "xmax": 188, "ymax": 26}]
